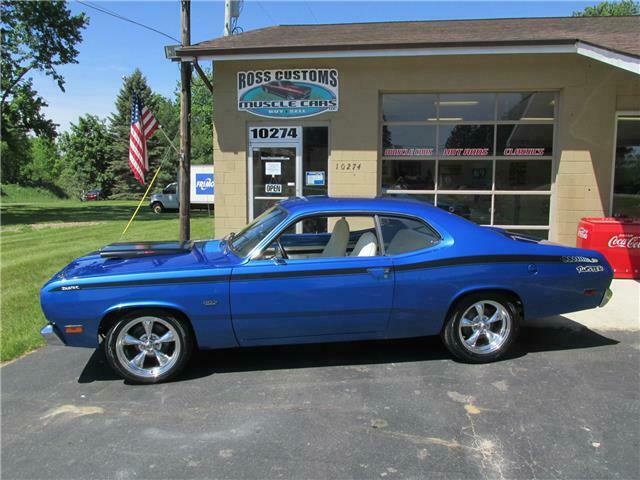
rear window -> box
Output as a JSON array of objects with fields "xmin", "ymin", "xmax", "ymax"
[{"xmin": 379, "ymin": 216, "xmax": 440, "ymax": 255}]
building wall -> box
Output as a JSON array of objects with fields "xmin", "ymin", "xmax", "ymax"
[{"xmin": 211, "ymin": 54, "xmax": 640, "ymax": 244}]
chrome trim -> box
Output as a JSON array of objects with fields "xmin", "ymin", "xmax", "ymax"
[
  {"xmin": 40, "ymin": 324, "xmax": 65, "ymax": 346},
  {"xmin": 599, "ymin": 288, "xmax": 613, "ymax": 308}
]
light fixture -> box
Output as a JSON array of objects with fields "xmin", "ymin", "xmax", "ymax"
[
  {"xmin": 521, "ymin": 117, "xmax": 554, "ymax": 121},
  {"xmin": 437, "ymin": 101, "xmax": 479, "ymax": 106},
  {"xmin": 428, "ymin": 117, "xmax": 463, "ymax": 121}
]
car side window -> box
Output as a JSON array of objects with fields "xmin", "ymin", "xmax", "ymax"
[
  {"xmin": 163, "ymin": 184, "xmax": 177, "ymax": 194},
  {"xmin": 379, "ymin": 216, "xmax": 440, "ymax": 255},
  {"xmin": 260, "ymin": 215, "xmax": 381, "ymax": 260}
]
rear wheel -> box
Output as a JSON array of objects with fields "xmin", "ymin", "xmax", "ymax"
[
  {"xmin": 151, "ymin": 202, "xmax": 164, "ymax": 214},
  {"xmin": 105, "ymin": 310, "xmax": 192, "ymax": 384},
  {"xmin": 442, "ymin": 293, "xmax": 519, "ymax": 363}
]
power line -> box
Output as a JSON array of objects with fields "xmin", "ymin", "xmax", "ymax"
[
  {"xmin": 255, "ymin": 1, "xmax": 277, "ymax": 26},
  {"xmin": 77, "ymin": 1, "xmax": 180, "ymax": 43},
  {"xmin": 303, "ymin": 1, "xmax": 319, "ymax": 24}
]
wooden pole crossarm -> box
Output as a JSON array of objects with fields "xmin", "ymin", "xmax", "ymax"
[{"xmin": 193, "ymin": 59, "xmax": 213, "ymax": 94}]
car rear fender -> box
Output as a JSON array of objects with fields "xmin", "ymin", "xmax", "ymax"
[{"xmin": 444, "ymin": 287, "xmax": 524, "ymax": 331}]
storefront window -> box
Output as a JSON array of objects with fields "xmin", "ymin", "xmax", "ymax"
[
  {"xmin": 382, "ymin": 160, "xmax": 435, "ymax": 190},
  {"xmin": 495, "ymin": 160, "xmax": 552, "ymax": 190},
  {"xmin": 439, "ymin": 125, "xmax": 493, "ymax": 156},
  {"xmin": 438, "ymin": 160, "xmax": 492, "ymax": 190},
  {"xmin": 382, "ymin": 125, "xmax": 436, "ymax": 156},
  {"xmin": 494, "ymin": 195, "xmax": 550, "ymax": 225},
  {"xmin": 498, "ymin": 92, "xmax": 555, "ymax": 121},
  {"xmin": 612, "ymin": 114, "xmax": 640, "ymax": 217},
  {"xmin": 437, "ymin": 194, "xmax": 492, "ymax": 224},
  {"xmin": 438, "ymin": 93, "xmax": 495, "ymax": 121},
  {"xmin": 382, "ymin": 94, "xmax": 437, "ymax": 122},
  {"xmin": 381, "ymin": 92, "xmax": 556, "ymax": 234},
  {"xmin": 496, "ymin": 124, "xmax": 553, "ymax": 156}
]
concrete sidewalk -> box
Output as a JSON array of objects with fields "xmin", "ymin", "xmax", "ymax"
[{"xmin": 540, "ymin": 279, "xmax": 639, "ymax": 332}]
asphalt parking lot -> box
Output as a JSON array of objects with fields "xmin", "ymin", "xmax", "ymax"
[{"xmin": 2, "ymin": 314, "xmax": 639, "ymax": 480}]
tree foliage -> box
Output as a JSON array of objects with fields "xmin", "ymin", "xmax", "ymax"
[
  {"xmin": 1, "ymin": 0, "xmax": 87, "ymax": 183},
  {"xmin": 58, "ymin": 115, "xmax": 114, "ymax": 199},
  {"xmin": 573, "ymin": 0, "xmax": 640, "ymax": 16}
]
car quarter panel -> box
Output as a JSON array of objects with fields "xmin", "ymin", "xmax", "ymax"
[{"xmin": 40, "ymin": 270, "xmax": 236, "ymax": 349}]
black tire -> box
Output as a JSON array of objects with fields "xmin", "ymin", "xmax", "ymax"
[
  {"xmin": 104, "ymin": 309, "xmax": 193, "ymax": 384},
  {"xmin": 441, "ymin": 292, "xmax": 520, "ymax": 364},
  {"xmin": 151, "ymin": 202, "xmax": 164, "ymax": 214}
]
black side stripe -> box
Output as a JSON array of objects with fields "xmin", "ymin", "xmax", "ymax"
[
  {"xmin": 51, "ymin": 275, "xmax": 230, "ymax": 291},
  {"xmin": 52, "ymin": 255, "xmax": 565, "ymax": 290},
  {"xmin": 394, "ymin": 254, "xmax": 565, "ymax": 272}
]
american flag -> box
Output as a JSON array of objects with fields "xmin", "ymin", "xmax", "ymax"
[{"xmin": 129, "ymin": 93, "xmax": 159, "ymax": 185}]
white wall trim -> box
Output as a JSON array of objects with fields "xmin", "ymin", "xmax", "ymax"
[
  {"xmin": 186, "ymin": 42, "xmax": 639, "ymax": 75},
  {"xmin": 576, "ymin": 42, "xmax": 640, "ymax": 75},
  {"xmin": 189, "ymin": 44, "xmax": 576, "ymax": 62}
]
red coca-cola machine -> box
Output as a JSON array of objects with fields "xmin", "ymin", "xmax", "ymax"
[{"xmin": 577, "ymin": 217, "xmax": 640, "ymax": 279}]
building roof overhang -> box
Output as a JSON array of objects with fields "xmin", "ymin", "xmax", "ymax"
[{"xmin": 173, "ymin": 17, "xmax": 640, "ymax": 75}]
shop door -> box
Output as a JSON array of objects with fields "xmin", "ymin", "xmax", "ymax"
[{"xmin": 248, "ymin": 126, "xmax": 302, "ymax": 220}]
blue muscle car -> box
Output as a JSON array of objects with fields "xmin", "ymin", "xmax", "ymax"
[{"xmin": 40, "ymin": 197, "xmax": 613, "ymax": 383}]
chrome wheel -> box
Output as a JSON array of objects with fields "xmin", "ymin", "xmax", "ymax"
[
  {"xmin": 457, "ymin": 300, "xmax": 511, "ymax": 354},
  {"xmin": 115, "ymin": 316, "xmax": 181, "ymax": 379}
]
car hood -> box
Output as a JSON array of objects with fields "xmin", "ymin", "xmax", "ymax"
[{"xmin": 52, "ymin": 240, "xmax": 237, "ymax": 282}]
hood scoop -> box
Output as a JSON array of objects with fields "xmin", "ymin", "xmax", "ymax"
[{"xmin": 99, "ymin": 241, "xmax": 193, "ymax": 259}]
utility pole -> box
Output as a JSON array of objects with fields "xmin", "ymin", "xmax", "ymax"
[
  {"xmin": 224, "ymin": 0, "xmax": 232, "ymax": 36},
  {"xmin": 179, "ymin": 0, "xmax": 191, "ymax": 242}
]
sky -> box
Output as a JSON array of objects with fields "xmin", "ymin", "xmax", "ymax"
[{"xmin": 31, "ymin": 0, "xmax": 597, "ymax": 132}]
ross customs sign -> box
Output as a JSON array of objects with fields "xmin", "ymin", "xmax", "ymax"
[{"xmin": 238, "ymin": 69, "xmax": 338, "ymax": 119}]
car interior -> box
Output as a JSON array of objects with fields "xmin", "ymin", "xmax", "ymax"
[{"xmin": 258, "ymin": 215, "xmax": 440, "ymax": 260}]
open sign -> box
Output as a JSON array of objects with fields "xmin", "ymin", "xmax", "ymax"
[{"xmin": 265, "ymin": 184, "xmax": 282, "ymax": 194}]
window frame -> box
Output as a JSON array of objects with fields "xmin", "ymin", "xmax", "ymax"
[
  {"xmin": 379, "ymin": 91, "xmax": 557, "ymax": 239},
  {"xmin": 377, "ymin": 213, "xmax": 442, "ymax": 256},
  {"xmin": 609, "ymin": 110, "xmax": 640, "ymax": 216}
]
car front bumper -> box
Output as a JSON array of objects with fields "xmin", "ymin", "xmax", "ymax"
[
  {"xmin": 599, "ymin": 288, "xmax": 613, "ymax": 308},
  {"xmin": 40, "ymin": 324, "xmax": 65, "ymax": 346}
]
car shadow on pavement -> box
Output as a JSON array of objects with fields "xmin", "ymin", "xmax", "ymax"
[{"xmin": 78, "ymin": 316, "xmax": 619, "ymax": 384}]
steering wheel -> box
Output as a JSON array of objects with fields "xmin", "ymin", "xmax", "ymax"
[{"xmin": 276, "ymin": 238, "xmax": 289, "ymax": 260}]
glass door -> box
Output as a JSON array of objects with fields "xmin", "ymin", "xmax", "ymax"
[{"xmin": 250, "ymin": 145, "xmax": 299, "ymax": 219}]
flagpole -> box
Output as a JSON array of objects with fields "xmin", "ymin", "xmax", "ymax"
[{"xmin": 120, "ymin": 165, "xmax": 163, "ymax": 238}]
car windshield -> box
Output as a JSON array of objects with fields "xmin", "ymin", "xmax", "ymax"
[{"xmin": 229, "ymin": 207, "xmax": 288, "ymax": 257}]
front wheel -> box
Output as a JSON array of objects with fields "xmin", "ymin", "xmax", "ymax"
[
  {"xmin": 442, "ymin": 293, "xmax": 519, "ymax": 363},
  {"xmin": 105, "ymin": 310, "xmax": 193, "ymax": 384},
  {"xmin": 151, "ymin": 202, "xmax": 164, "ymax": 214}
]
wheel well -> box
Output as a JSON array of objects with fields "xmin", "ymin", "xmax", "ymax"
[
  {"xmin": 151, "ymin": 201, "xmax": 163, "ymax": 208},
  {"xmin": 98, "ymin": 307, "xmax": 197, "ymax": 347},
  {"xmin": 444, "ymin": 289, "xmax": 524, "ymax": 330}
]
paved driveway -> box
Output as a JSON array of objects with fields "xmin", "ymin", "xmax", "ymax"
[{"xmin": 2, "ymin": 316, "xmax": 639, "ymax": 479}]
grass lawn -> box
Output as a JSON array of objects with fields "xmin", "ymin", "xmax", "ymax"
[{"xmin": 1, "ymin": 199, "xmax": 215, "ymax": 361}]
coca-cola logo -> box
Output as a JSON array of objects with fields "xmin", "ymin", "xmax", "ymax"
[
  {"xmin": 577, "ymin": 227, "xmax": 588, "ymax": 240},
  {"xmin": 608, "ymin": 234, "xmax": 640, "ymax": 249}
]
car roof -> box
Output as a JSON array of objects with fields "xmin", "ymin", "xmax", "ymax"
[{"xmin": 278, "ymin": 196, "xmax": 459, "ymax": 223}]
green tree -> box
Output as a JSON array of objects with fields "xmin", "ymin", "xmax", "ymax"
[
  {"xmin": 58, "ymin": 115, "xmax": 114, "ymax": 199},
  {"xmin": 107, "ymin": 69, "xmax": 164, "ymax": 198},
  {"xmin": 22, "ymin": 137, "xmax": 62, "ymax": 185},
  {"xmin": 190, "ymin": 67, "xmax": 214, "ymax": 166},
  {"xmin": 1, "ymin": 1, "xmax": 88, "ymax": 182},
  {"xmin": 573, "ymin": 0, "xmax": 639, "ymax": 16}
]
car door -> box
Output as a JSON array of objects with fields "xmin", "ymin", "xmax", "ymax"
[{"xmin": 229, "ymin": 251, "xmax": 394, "ymax": 346}]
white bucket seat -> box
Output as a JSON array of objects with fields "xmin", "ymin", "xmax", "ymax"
[
  {"xmin": 350, "ymin": 232, "xmax": 378, "ymax": 257},
  {"xmin": 321, "ymin": 218, "xmax": 350, "ymax": 257}
]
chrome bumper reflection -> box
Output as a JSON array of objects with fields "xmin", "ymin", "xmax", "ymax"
[
  {"xmin": 599, "ymin": 288, "xmax": 613, "ymax": 308},
  {"xmin": 40, "ymin": 324, "xmax": 65, "ymax": 346}
]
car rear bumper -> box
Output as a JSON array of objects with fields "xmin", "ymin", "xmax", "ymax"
[
  {"xmin": 40, "ymin": 324, "xmax": 65, "ymax": 346},
  {"xmin": 599, "ymin": 288, "xmax": 613, "ymax": 308}
]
